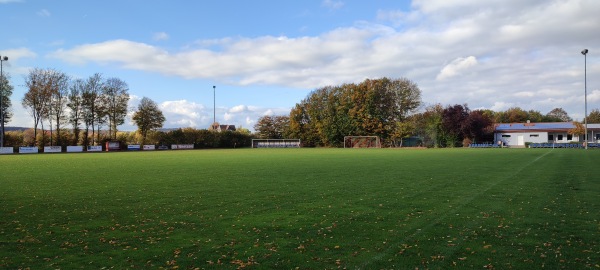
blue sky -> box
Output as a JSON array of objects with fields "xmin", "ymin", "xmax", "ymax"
[{"xmin": 2, "ymin": 0, "xmax": 599, "ymax": 131}]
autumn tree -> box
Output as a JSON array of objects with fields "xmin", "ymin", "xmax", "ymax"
[
  {"xmin": 390, "ymin": 121, "xmax": 415, "ymax": 147},
  {"xmin": 442, "ymin": 104, "xmax": 470, "ymax": 147},
  {"xmin": 493, "ymin": 107, "xmax": 560, "ymax": 123},
  {"xmin": 568, "ymin": 121, "xmax": 585, "ymax": 139},
  {"xmin": 0, "ymin": 71, "xmax": 13, "ymax": 146},
  {"xmin": 505, "ymin": 107, "xmax": 528, "ymax": 123},
  {"xmin": 132, "ymin": 97, "xmax": 165, "ymax": 144},
  {"xmin": 288, "ymin": 102, "xmax": 320, "ymax": 147},
  {"xmin": 526, "ymin": 110, "xmax": 544, "ymax": 122},
  {"xmin": 463, "ymin": 110, "xmax": 494, "ymax": 143},
  {"xmin": 254, "ymin": 115, "xmax": 290, "ymax": 139},
  {"xmin": 413, "ymin": 104, "xmax": 445, "ymax": 148},
  {"xmin": 288, "ymin": 77, "xmax": 421, "ymax": 147},
  {"xmin": 585, "ymin": 109, "xmax": 600, "ymax": 123},
  {"xmin": 545, "ymin": 108, "xmax": 572, "ymax": 122}
]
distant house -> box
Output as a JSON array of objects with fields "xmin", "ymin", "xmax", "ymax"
[
  {"xmin": 209, "ymin": 122, "xmax": 236, "ymax": 132},
  {"xmin": 494, "ymin": 122, "xmax": 600, "ymax": 147}
]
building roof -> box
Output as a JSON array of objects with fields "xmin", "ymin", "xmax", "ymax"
[
  {"xmin": 495, "ymin": 122, "xmax": 575, "ymax": 132},
  {"xmin": 209, "ymin": 122, "xmax": 236, "ymax": 132}
]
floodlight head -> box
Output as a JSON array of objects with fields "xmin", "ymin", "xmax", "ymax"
[
  {"xmin": 213, "ymin": 85, "xmax": 216, "ymax": 89},
  {"xmin": 1, "ymin": 56, "xmax": 7, "ymax": 61},
  {"xmin": 581, "ymin": 49, "xmax": 588, "ymax": 55}
]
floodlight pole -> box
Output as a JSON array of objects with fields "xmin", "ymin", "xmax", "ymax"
[
  {"xmin": 0, "ymin": 55, "xmax": 8, "ymax": 149},
  {"xmin": 213, "ymin": 85, "xmax": 216, "ymax": 125},
  {"xmin": 582, "ymin": 49, "xmax": 588, "ymax": 150}
]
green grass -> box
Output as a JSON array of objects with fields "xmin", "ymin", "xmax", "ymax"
[{"xmin": 1, "ymin": 148, "xmax": 598, "ymax": 269}]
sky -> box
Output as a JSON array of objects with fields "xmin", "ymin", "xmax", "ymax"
[{"xmin": 1, "ymin": 0, "xmax": 599, "ymax": 131}]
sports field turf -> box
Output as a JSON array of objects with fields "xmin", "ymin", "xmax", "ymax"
[{"xmin": 1, "ymin": 148, "xmax": 598, "ymax": 269}]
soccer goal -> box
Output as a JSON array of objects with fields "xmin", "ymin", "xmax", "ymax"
[
  {"xmin": 344, "ymin": 136, "xmax": 382, "ymax": 148},
  {"xmin": 252, "ymin": 139, "xmax": 301, "ymax": 148}
]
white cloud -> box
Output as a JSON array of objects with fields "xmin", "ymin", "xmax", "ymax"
[
  {"xmin": 490, "ymin": 101, "xmax": 514, "ymax": 112},
  {"xmin": 153, "ymin": 32, "xmax": 169, "ymax": 41},
  {"xmin": 436, "ymin": 56, "xmax": 478, "ymax": 80},
  {"xmin": 1, "ymin": 47, "xmax": 37, "ymax": 60},
  {"xmin": 44, "ymin": 0, "xmax": 600, "ymax": 124},
  {"xmin": 0, "ymin": 48, "xmax": 37, "ymax": 76},
  {"xmin": 229, "ymin": 105, "xmax": 248, "ymax": 113},
  {"xmin": 130, "ymin": 99, "xmax": 288, "ymax": 131},
  {"xmin": 514, "ymin": 91, "xmax": 535, "ymax": 98},
  {"xmin": 587, "ymin": 90, "xmax": 600, "ymax": 103}
]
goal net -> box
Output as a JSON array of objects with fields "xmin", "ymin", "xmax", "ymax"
[
  {"xmin": 252, "ymin": 139, "xmax": 301, "ymax": 148},
  {"xmin": 344, "ymin": 136, "xmax": 381, "ymax": 148}
]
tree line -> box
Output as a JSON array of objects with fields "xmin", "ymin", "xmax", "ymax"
[
  {"xmin": 254, "ymin": 77, "xmax": 599, "ymax": 147},
  {"xmin": 2, "ymin": 70, "xmax": 599, "ymax": 148},
  {"xmin": 1, "ymin": 68, "xmax": 252, "ymax": 148},
  {"xmin": 20, "ymin": 69, "xmax": 130, "ymax": 147}
]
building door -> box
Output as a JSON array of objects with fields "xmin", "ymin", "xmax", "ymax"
[{"xmin": 518, "ymin": 135, "xmax": 524, "ymax": 146}]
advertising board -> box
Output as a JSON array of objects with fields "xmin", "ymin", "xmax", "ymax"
[
  {"xmin": 44, "ymin": 146, "xmax": 62, "ymax": 153},
  {"xmin": 171, "ymin": 144, "xmax": 194, "ymax": 150},
  {"xmin": 128, "ymin": 145, "xmax": 141, "ymax": 151},
  {"xmin": 87, "ymin": 146, "xmax": 103, "ymax": 152},
  {"xmin": 0, "ymin": 147, "xmax": 14, "ymax": 154},
  {"xmin": 67, "ymin": 146, "xmax": 83, "ymax": 152},
  {"xmin": 106, "ymin": 141, "xmax": 120, "ymax": 151},
  {"xmin": 19, "ymin": 147, "xmax": 38, "ymax": 154},
  {"xmin": 143, "ymin": 145, "xmax": 156, "ymax": 150}
]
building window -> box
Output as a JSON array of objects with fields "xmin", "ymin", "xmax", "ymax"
[
  {"xmin": 530, "ymin": 134, "xmax": 539, "ymax": 137},
  {"xmin": 567, "ymin": 134, "xmax": 573, "ymax": 140},
  {"xmin": 501, "ymin": 135, "xmax": 511, "ymax": 138},
  {"xmin": 596, "ymin": 134, "xmax": 600, "ymax": 140},
  {"xmin": 558, "ymin": 134, "xmax": 563, "ymax": 140},
  {"xmin": 548, "ymin": 134, "xmax": 554, "ymax": 140}
]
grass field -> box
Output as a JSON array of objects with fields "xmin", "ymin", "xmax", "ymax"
[{"xmin": 1, "ymin": 148, "xmax": 598, "ymax": 269}]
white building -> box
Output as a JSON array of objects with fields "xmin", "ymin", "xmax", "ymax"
[{"xmin": 494, "ymin": 122, "xmax": 600, "ymax": 147}]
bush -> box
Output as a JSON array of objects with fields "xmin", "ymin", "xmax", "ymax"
[
  {"xmin": 157, "ymin": 128, "xmax": 254, "ymax": 148},
  {"xmin": 462, "ymin": 138, "xmax": 472, "ymax": 147}
]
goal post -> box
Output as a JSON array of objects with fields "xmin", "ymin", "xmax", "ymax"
[
  {"xmin": 252, "ymin": 139, "xmax": 301, "ymax": 148},
  {"xmin": 344, "ymin": 136, "xmax": 381, "ymax": 148}
]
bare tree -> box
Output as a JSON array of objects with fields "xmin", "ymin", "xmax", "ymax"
[
  {"xmin": 47, "ymin": 70, "xmax": 70, "ymax": 146},
  {"xmin": 82, "ymin": 73, "xmax": 103, "ymax": 145},
  {"xmin": 22, "ymin": 68, "xmax": 53, "ymax": 146},
  {"xmin": 68, "ymin": 79, "xmax": 85, "ymax": 145},
  {"xmin": 102, "ymin": 77, "xmax": 130, "ymax": 139},
  {"xmin": 545, "ymin": 108, "xmax": 572, "ymax": 122}
]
